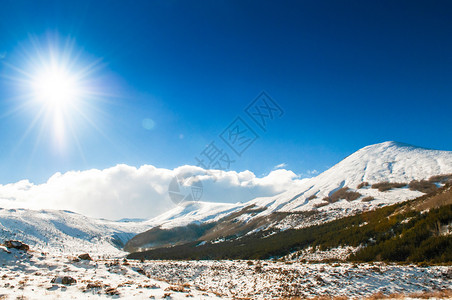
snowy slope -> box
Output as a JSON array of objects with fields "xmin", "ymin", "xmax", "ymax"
[
  {"xmin": 144, "ymin": 201, "xmax": 246, "ymax": 229},
  {"xmin": 144, "ymin": 141, "xmax": 452, "ymax": 231},
  {"xmin": 248, "ymin": 141, "xmax": 452, "ymax": 214},
  {"xmin": 0, "ymin": 208, "xmax": 152, "ymax": 254}
]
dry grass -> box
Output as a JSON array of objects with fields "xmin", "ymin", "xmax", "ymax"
[
  {"xmin": 364, "ymin": 289, "xmax": 452, "ymax": 299},
  {"xmin": 165, "ymin": 285, "xmax": 188, "ymax": 292},
  {"xmin": 361, "ymin": 196, "xmax": 375, "ymax": 202},
  {"xmin": 314, "ymin": 201, "xmax": 329, "ymax": 208},
  {"xmin": 409, "ymin": 180, "xmax": 437, "ymax": 194},
  {"xmin": 429, "ymin": 174, "xmax": 452, "ymax": 183},
  {"xmin": 371, "ymin": 182, "xmax": 406, "ymax": 192},
  {"xmin": 307, "ymin": 194, "xmax": 317, "ymax": 201},
  {"xmin": 285, "ymin": 289, "xmax": 452, "ymax": 300},
  {"xmin": 357, "ymin": 182, "xmax": 370, "ymax": 189},
  {"xmin": 323, "ymin": 187, "xmax": 361, "ymax": 203},
  {"xmin": 413, "ymin": 185, "xmax": 452, "ymax": 211}
]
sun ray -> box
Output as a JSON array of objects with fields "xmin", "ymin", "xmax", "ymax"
[{"xmin": 2, "ymin": 33, "xmax": 109, "ymax": 158}]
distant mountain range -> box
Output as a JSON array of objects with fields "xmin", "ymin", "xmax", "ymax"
[{"xmin": 1, "ymin": 141, "xmax": 451, "ymax": 255}]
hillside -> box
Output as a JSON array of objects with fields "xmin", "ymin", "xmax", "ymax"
[
  {"xmin": 0, "ymin": 208, "xmax": 152, "ymax": 254},
  {"xmin": 126, "ymin": 141, "xmax": 452, "ymax": 252},
  {"xmin": 128, "ymin": 183, "xmax": 452, "ymax": 262}
]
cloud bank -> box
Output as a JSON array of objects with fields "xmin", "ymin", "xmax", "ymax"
[{"xmin": 0, "ymin": 164, "xmax": 307, "ymax": 220}]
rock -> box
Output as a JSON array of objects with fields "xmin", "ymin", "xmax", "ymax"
[
  {"xmin": 4, "ymin": 240, "xmax": 29, "ymax": 252},
  {"xmin": 105, "ymin": 287, "xmax": 120, "ymax": 295},
  {"xmin": 51, "ymin": 276, "xmax": 77, "ymax": 285},
  {"xmin": 62, "ymin": 276, "xmax": 77, "ymax": 285},
  {"xmin": 78, "ymin": 253, "xmax": 92, "ymax": 261},
  {"xmin": 314, "ymin": 275, "xmax": 325, "ymax": 284},
  {"xmin": 47, "ymin": 284, "xmax": 59, "ymax": 291},
  {"xmin": 443, "ymin": 269, "xmax": 452, "ymax": 279},
  {"xmin": 86, "ymin": 281, "xmax": 103, "ymax": 289},
  {"xmin": 134, "ymin": 267, "xmax": 146, "ymax": 275}
]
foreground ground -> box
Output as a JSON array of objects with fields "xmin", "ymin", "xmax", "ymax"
[{"xmin": 0, "ymin": 248, "xmax": 450, "ymax": 299}]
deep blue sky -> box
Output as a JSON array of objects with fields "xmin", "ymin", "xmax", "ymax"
[{"xmin": 0, "ymin": 0, "xmax": 452, "ymax": 184}]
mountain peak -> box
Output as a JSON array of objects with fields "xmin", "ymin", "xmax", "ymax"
[
  {"xmin": 331, "ymin": 141, "xmax": 451, "ymax": 185},
  {"xmin": 359, "ymin": 141, "xmax": 426, "ymax": 153},
  {"xmin": 246, "ymin": 141, "xmax": 452, "ymax": 215}
]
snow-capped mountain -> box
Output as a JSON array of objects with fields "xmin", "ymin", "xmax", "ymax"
[
  {"xmin": 145, "ymin": 201, "xmax": 246, "ymax": 229},
  {"xmin": 144, "ymin": 141, "xmax": 452, "ymax": 227},
  {"xmin": 248, "ymin": 141, "xmax": 452, "ymax": 214},
  {"xmin": 126, "ymin": 141, "xmax": 452, "ymax": 251}
]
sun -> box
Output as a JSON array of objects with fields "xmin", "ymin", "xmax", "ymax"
[
  {"xmin": 26, "ymin": 53, "xmax": 89, "ymax": 149},
  {"xmin": 2, "ymin": 34, "xmax": 107, "ymax": 154},
  {"xmin": 32, "ymin": 64, "xmax": 80, "ymax": 109}
]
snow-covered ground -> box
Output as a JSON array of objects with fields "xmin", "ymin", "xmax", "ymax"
[
  {"xmin": 142, "ymin": 260, "xmax": 451, "ymax": 299},
  {"xmin": 0, "ymin": 245, "xmax": 450, "ymax": 299},
  {"xmin": 285, "ymin": 245, "xmax": 362, "ymax": 262},
  {"xmin": 0, "ymin": 247, "xmax": 222, "ymax": 299}
]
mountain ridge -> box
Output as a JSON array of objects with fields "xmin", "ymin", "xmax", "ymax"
[{"xmin": 126, "ymin": 141, "xmax": 452, "ymax": 252}]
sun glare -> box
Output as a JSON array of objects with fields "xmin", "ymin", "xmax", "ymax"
[
  {"xmin": 32, "ymin": 65, "xmax": 80, "ymax": 109},
  {"xmin": 4, "ymin": 34, "xmax": 106, "ymax": 154}
]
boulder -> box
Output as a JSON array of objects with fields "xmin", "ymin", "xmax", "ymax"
[
  {"xmin": 78, "ymin": 253, "xmax": 92, "ymax": 261},
  {"xmin": 105, "ymin": 287, "xmax": 120, "ymax": 295},
  {"xmin": 51, "ymin": 276, "xmax": 77, "ymax": 285},
  {"xmin": 4, "ymin": 240, "xmax": 29, "ymax": 252}
]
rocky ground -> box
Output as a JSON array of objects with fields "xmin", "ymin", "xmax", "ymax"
[
  {"xmin": 0, "ymin": 242, "xmax": 450, "ymax": 299},
  {"xmin": 0, "ymin": 243, "xmax": 221, "ymax": 299},
  {"xmin": 142, "ymin": 260, "xmax": 452, "ymax": 299}
]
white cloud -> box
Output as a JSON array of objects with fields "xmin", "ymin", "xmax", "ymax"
[
  {"xmin": 307, "ymin": 169, "xmax": 319, "ymax": 175},
  {"xmin": 273, "ymin": 163, "xmax": 287, "ymax": 169},
  {"xmin": 0, "ymin": 164, "xmax": 306, "ymax": 220}
]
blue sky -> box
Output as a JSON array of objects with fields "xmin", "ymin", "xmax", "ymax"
[{"xmin": 1, "ymin": 0, "xmax": 452, "ymax": 185}]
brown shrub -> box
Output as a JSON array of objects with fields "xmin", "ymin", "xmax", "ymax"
[
  {"xmin": 371, "ymin": 182, "xmax": 406, "ymax": 192},
  {"xmin": 413, "ymin": 185, "xmax": 452, "ymax": 211},
  {"xmin": 307, "ymin": 194, "xmax": 317, "ymax": 201},
  {"xmin": 357, "ymin": 182, "xmax": 369, "ymax": 189},
  {"xmin": 429, "ymin": 174, "xmax": 452, "ymax": 183},
  {"xmin": 314, "ymin": 201, "xmax": 329, "ymax": 208},
  {"xmin": 165, "ymin": 285, "xmax": 187, "ymax": 292},
  {"xmin": 361, "ymin": 196, "xmax": 375, "ymax": 202},
  {"xmin": 408, "ymin": 180, "xmax": 437, "ymax": 194},
  {"xmin": 324, "ymin": 187, "xmax": 361, "ymax": 203}
]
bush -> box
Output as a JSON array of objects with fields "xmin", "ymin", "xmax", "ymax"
[
  {"xmin": 372, "ymin": 182, "xmax": 406, "ymax": 192},
  {"xmin": 314, "ymin": 201, "xmax": 329, "ymax": 208},
  {"xmin": 409, "ymin": 180, "xmax": 437, "ymax": 194},
  {"xmin": 361, "ymin": 196, "xmax": 374, "ymax": 202},
  {"xmin": 306, "ymin": 194, "xmax": 317, "ymax": 201},
  {"xmin": 357, "ymin": 182, "xmax": 369, "ymax": 189},
  {"xmin": 324, "ymin": 187, "xmax": 361, "ymax": 203},
  {"xmin": 429, "ymin": 174, "xmax": 452, "ymax": 183}
]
